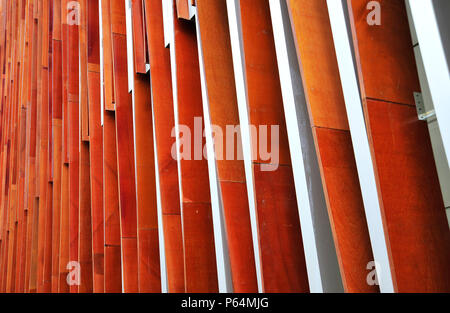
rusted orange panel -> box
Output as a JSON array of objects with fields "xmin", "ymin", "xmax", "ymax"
[
  {"xmin": 37, "ymin": 66, "xmax": 50, "ymax": 293},
  {"xmin": 220, "ymin": 181, "xmax": 258, "ymax": 291},
  {"xmin": 144, "ymin": 0, "xmax": 184, "ymax": 292},
  {"xmin": 287, "ymin": 0, "xmax": 349, "ymax": 131},
  {"xmin": 24, "ymin": 159, "xmax": 37, "ymax": 293},
  {"xmin": 100, "ymin": 0, "xmax": 115, "ymax": 111},
  {"xmin": 51, "ymin": 119, "xmax": 62, "ymax": 293},
  {"xmin": 42, "ymin": 182, "xmax": 53, "ymax": 292},
  {"xmin": 17, "ymin": 209, "xmax": 28, "ymax": 292},
  {"xmin": 79, "ymin": 141, "xmax": 93, "ymax": 293},
  {"xmin": 348, "ymin": 0, "xmax": 420, "ymax": 106},
  {"xmin": 239, "ymin": 1, "xmax": 291, "ymax": 166},
  {"xmin": 161, "ymin": 214, "xmax": 184, "ymax": 293},
  {"xmin": 102, "ymin": 112, "xmax": 121, "ymax": 248},
  {"xmin": 364, "ymin": 99, "xmax": 450, "ymax": 292},
  {"xmin": 41, "ymin": 0, "xmax": 49, "ymax": 68},
  {"xmin": 59, "ymin": 164, "xmax": 70, "ymax": 293},
  {"xmin": 131, "ymin": 0, "xmax": 147, "ymax": 74},
  {"xmin": 104, "ymin": 245, "xmax": 122, "ymax": 293},
  {"xmin": 313, "ymin": 128, "xmax": 377, "ymax": 293},
  {"xmin": 196, "ymin": 0, "xmax": 258, "ymax": 292},
  {"xmin": 53, "ymin": 0, "xmax": 61, "ymax": 41},
  {"xmin": 110, "ymin": 0, "xmax": 126, "ymax": 35},
  {"xmin": 79, "ymin": 0, "xmax": 89, "ymax": 141},
  {"xmin": 138, "ymin": 228, "xmax": 161, "ymax": 292},
  {"xmin": 287, "ymin": 0, "xmax": 376, "ymax": 292},
  {"xmin": 133, "ymin": 70, "xmax": 161, "ymax": 292},
  {"xmin": 87, "ymin": 70, "xmax": 104, "ymax": 293},
  {"xmin": 348, "ymin": 0, "xmax": 450, "ymax": 292},
  {"xmin": 87, "ymin": 0, "xmax": 100, "ymax": 67},
  {"xmin": 253, "ymin": 164, "xmax": 309, "ymax": 292},
  {"xmin": 51, "ymin": 32, "xmax": 63, "ymax": 291},
  {"xmin": 133, "ymin": 75, "xmax": 158, "ymax": 230},
  {"xmin": 172, "ymin": 2, "xmax": 218, "ymax": 292},
  {"xmin": 176, "ymin": 0, "xmax": 190, "ymax": 20},
  {"xmin": 111, "ymin": 31, "xmax": 139, "ymax": 293},
  {"xmin": 182, "ymin": 202, "xmax": 218, "ymax": 292},
  {"xmin": 239, "ymin": 0, "xmax": 309, "ymax": 293},
  {"xmin": 102, "ymin": 109, "xmax": 122, "ymax": 294},
  {"xmin": 121, "ymin": 237, "xmax": 138, "ymax": 293},
  {"xmin": 67, "ymin": 21, "xmax": 79, "ymax": 294},
  {"xmin": 29, "ymin": 197, "xmax": 40, "ymax": 293}
]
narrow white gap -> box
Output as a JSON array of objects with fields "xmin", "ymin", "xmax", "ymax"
[
  {"xmin": 194, "ymin": 9, "xmax": 233, "ymax": 293},
  {"xmin": 225, "ymin": 0, "xmax": 263, "ymax": 293},
  {"xmin": 326, "ymin": 0, "xmax": 394, "ymax": 293}
]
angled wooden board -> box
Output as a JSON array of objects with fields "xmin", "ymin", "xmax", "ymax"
[
  {"xmin": 168, "ymin": 0, "xmax": 219, "ymax": 292},
  {"xmin": 196, "ymin": 0, "xmax": 258, "ymax": 293},
  {"xmin": 143, "ymin": 0, "xmax": 185, "ymax": 293},
  {"xmin": 239, "ymin": 0, "xmax": 309, "ymax": 293},
  {"xmin": 286, "ymin": 0, "xmax": 377, "ymax": 292},
  {"xmin": 347, "ymin": 0, "xmax": 450, "ymax": 292}
]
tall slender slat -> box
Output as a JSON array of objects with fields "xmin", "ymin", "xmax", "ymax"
[
  {"xmin": 286, "ymin": 0, "xmax": 376, "ymax": 292},
  {"xmin": 238, "ymin": 0, "xmax": 309, "ymax": 292},
  {"xmin": 347, "ymin": 0, "xmax": 450, "ymax": 292},
  {"xmin": 169, "ymin": 0, "xmax": 218, "ymax": 292},
  {"xmin": 143, "ymin": 0, "xmax": 185, "ymax": 293},
  {"xmin": 196, "ymin": 0, "xmax": 258, "ymax": 293}
]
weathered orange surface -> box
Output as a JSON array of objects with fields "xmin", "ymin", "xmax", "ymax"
[
  {"xmin": 196, "ymin": 0, "xmax": 258, "ymax": 293},
  {"xmin": 287, "ymin": 0, "xmax": 377, "ymax": 292},
  {"xmin": 348, "ymin": 0, "xmax": 450, "ymax": 292},
  {"xmin": 144, "ymin": 0, "xmax": 185, "ymax": 293},
  {"xmin": 239, "ymin": 0, "xmax": 309, "ymax": 293},
  {"xmin": 172, "ymin": 0, "xmax": 218, "ymax": 293}
]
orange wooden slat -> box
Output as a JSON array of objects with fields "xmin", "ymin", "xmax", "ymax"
[
  {"xmin": 143, "ymin": 0, "xmax": 185, "ymax": 293},
  {"xmin": 100, "ymin": 0, "xmax": 115, "ymax": 112},
  {"xmin": 171, "ymin": 0, "xmax": 218, "ymax": 293},
  {"xmin": 79, "ymin": 0, "xmax": 89, "ymax": 141},
  {"xmin": 111, "ymin": 0, "xmax": 139, "ymax": 290},
  {"xmin": 287, "ymin": 0, "xmax": 377, "ymax": 292},
  {"xmin": 347, "ymin": 0, "xmax": 450, "ymax": 292},
  {"xmin": 196, "ymin": 0, "xmax": 258, "ymax": 293},
  {"xmin": 78, "ymin": 0, "xmax": 94, "ymax": 294},
  {"xmin": 239, "ymin": 0, "xmax": 309, "ymax": 293},
  {"xmin": 131, "ymin": 0, "xmax": 147, "ymax": 74},
  {"xmin": 67, "ymin": 11, "xmax": 79, "ymax": 294},
  {"xmin": 87, "ymin": 0, "xmax": 104, "ymax": 294}
]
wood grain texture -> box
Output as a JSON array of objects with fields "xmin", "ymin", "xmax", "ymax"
[
  {"xmin": 87, "ymin": 0, "xmax": 104, "ymax": 293},
  {"xmin": 67, "ymin": 19, "xmax": 79, "ymax": 294},
  {"xmin": 348, "ymin": 0, "xmax": 450, "ymax": 292},
  {"xmin": 172, "ymin": 1, "xmax": 218, "ymax": 292},
  {"xmin": 239, "ymin": 0, "xmax": 309, "ymax": 293},
  {"xmin": 111, "ymin": 30, "xmax": 139, "ymax": 293},
  {"xmin": 196, "ymin": 0, "xmax": 257, "ymax": 293},
  {"xmin": 287, "ymin": 0, "xmax": 377, "ymax": 292},
  {"xmin": 143, "ymin": 0, "xmax": 185, "ymax": 293},
  {"xmin": 101, "ymin": 0, "xmax": 122, "ymax": 294}
]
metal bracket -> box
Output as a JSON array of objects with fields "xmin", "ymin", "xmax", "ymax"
[{"xmin": 414, "ymin": 92, "xmax": 435, "ymax": 121}]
